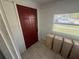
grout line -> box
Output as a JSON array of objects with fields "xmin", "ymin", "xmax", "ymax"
[
  {"xmin": 67, "ymin": 40, "xmax": 74, "ymax": 58},
  {"xmin": 59, "ymin": 37, "xmax": 64, "ymax": 54}
]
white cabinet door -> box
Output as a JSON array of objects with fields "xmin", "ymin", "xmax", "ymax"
[{"xmin": 1, "ymin": 0, "xmax": 26, "ymax": 54}]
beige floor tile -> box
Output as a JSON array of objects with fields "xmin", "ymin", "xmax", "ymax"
[{"xmin": 22, "ymin": 41, "xmax": 66, "ymax": 59}]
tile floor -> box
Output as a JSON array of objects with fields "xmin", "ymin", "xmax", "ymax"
[{"xmin": 22, "ymin": 41, "xmax": 66, "ymax": 59}]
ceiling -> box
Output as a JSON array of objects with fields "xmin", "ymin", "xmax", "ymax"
[{"xmin": 28, "ymin": 0, "xmax": 56, "ymax": 5}]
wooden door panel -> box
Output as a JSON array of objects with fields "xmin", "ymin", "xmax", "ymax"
[{"xmin": 16, "ymin": 4, "xmax": 38, "ymax": 48}]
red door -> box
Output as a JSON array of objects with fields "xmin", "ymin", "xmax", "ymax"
[{"xmin": 16, "ymin": 4, "xmax": 38, "ymax": 48}]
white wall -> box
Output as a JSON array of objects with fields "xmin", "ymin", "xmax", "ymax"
[
  {"xmin": 1, "ymin": 0, "xmax": 39, "ymax": 54},
  {"xmin": 39, "ymin": 0, "xmax": 79, "ymax": 40}
]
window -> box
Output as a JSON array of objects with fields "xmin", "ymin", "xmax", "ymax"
[{"xmin": 53, "ymin": 13, "xmax": 79, "ymax": 37}]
